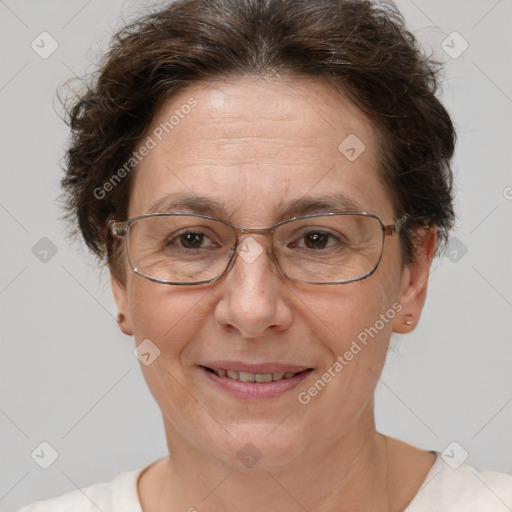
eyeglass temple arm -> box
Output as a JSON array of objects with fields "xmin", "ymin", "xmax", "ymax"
[
  {"xmin": 383, "ymin": 215, "xmax": 408, "ymax": 236},
  {"xmin": 109, "ymin": 220, "xmax": 127, "ymax": 237}
]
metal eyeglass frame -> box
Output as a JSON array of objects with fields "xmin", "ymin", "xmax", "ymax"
[{"xmin": 109, "ymin": 212, "xmax": 407, "ymax": 286}]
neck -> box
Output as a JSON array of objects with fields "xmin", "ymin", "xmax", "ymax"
[{"xmin": 144, "ymin": 413, "xmax": 402, "ymax": 512}]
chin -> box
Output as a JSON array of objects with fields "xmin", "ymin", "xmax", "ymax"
[{"xmin": 209, "ymin": 421, "xmax": 310, "ymax": 472}]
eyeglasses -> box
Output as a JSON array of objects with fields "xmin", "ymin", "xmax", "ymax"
[{"xmin": 109, "ymin": 212, "xmax": 405, "ymax": 285}]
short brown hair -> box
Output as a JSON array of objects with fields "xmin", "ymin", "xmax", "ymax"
[{"xmin": 62, "ymin": 0, "xmax": 455, "ymax": 282}]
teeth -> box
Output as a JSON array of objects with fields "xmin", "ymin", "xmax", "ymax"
[
  {"xmin": 239, "ymin": 371, "xmax": 255, "ymax": 382},
  {"xmin": 212, "ymin": 369, "xmax": 299, "ymax": 382},
  {"xmin": 255, "ymin": 373, "xmax": 273, "ymax": 383}
]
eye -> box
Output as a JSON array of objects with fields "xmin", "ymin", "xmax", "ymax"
[
  {"xmin": 169, "ymin": 230, "xmax": 219, "ymax": 250},
  {"xmin": 302, "ymin": 231, "xmax": 333, "ymax": 250},
  {"xmin": 290, "ymin": 229, "xmax": 345, "ymax": 251}
]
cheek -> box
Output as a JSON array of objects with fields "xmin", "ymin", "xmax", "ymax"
[
  {"xmin": 303, "ymin": 275, "xmax": 397, "ymax": 348},
  {"xmin": 126, "ymin": 280, "xmax": 214, "ymax": 425},
  {"xmin": 307, "ymin": 275, "xmax": 400, "ymax": 375},
  {"xmin": 127, "ymin": 278, "xmax": 209, "ymax": 361},
  {"xmin": 293, "ymin": 283, "xmax": 398, "ymax": 429}
]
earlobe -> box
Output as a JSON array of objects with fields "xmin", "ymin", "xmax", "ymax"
[
  {"xmin": 392, "ymin": 228, "xmax": 437, "ymax": 334},
  {"xmin": 111, "ymin": 274, "xmax": 134, "ymax": 336}
]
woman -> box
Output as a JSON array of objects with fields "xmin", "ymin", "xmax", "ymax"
[{"xmin": 20, "ymin": 0, "xmax": 511, "ymax": 510}]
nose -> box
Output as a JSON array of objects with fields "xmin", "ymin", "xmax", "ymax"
[{"xmin": 214, "ymin": 235, "xmax": 293, "ymax": 339}]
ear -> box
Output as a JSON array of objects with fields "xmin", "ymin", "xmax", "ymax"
[
  {"xmin": 111, "ymin": 274, "xmax": 134, "ymax": 336},
  {"xmin": 392, "ymin": 228, "xmax": 437, "ymax": 334}
]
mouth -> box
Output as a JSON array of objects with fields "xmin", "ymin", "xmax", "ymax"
[
  {"xmin": 204, "ymin": 367, "xmax": 305, "ymax": 382},
  {"xmin": 200, "ymin": 362, "xmax": 313, "ymax": 400}
]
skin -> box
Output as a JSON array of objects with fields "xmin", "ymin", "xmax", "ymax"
[{"xmin": 112, "ymin": 75, "xmax": 437, "ymax": 511}]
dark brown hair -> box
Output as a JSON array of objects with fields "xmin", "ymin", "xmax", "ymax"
[{"xmin": 62, "ymin": 0, "xmax": 455, "ymax": 282}]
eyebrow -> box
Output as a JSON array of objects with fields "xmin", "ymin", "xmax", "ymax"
[
  {"xmin": 146, "ymin": 193, "xmax": 230, "ymax": 217},
  {"xmin": 145, "ymin": 191, "xmax": 365, "ymax": 221},
  {"xmin": 277, "ymin": 193, "xmax": 364, "ymax": 219}
]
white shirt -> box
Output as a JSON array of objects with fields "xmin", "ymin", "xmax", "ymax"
[{"xmin": 18, "ymin": 453, "xmax": 512, "ymax": 511}]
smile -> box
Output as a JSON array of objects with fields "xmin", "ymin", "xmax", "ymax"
[
  {"xmin": 207, "ymin": 368, "xmax": 302, "ymax": 382},
  {"xmin": 201, "ymin": 363, "xmax": 313, "ymax": 400}
]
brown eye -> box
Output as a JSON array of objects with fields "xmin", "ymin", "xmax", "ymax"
[
  {"xmin": 177, "ymin": 232, "xmax": 208, "ymax": 249},
  {"xmin": 303, "ymin": 232, "xmax": 330, "ymax": 250}
]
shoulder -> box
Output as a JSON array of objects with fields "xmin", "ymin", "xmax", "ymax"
[
  {"xmin": 17, "ymin": 468, "xmax": 144, "ymax": 512},
  {"xmin": 407, "ymin": 452, "xmax": 512, "ymax": 511}
]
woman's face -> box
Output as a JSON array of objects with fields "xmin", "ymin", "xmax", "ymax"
[{"xmin": 113, "ymin": 76, "xmax": 433, "ymax": 469}]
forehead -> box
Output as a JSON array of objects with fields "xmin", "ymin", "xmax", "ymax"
[{"xmin": 129, "ymin": 75, "xmax": 393, "ymax": 222}]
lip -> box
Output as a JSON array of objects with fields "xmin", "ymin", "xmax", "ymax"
[
  {"xmin": 199, "ymin": 362, "xmax": 313, "ymax": 400},
  {"xmin": 201, "ymin": 360, "xmax": 310, "ymax": 374}
]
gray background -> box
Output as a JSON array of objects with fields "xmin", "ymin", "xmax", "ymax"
[{"xmin": 1, "ymin": 1, "xmax": 511, "ymax": 510}]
